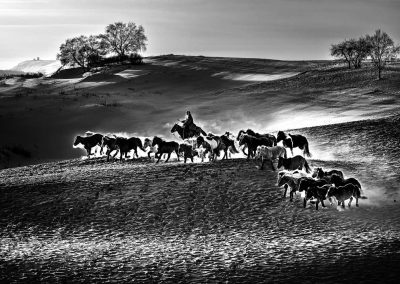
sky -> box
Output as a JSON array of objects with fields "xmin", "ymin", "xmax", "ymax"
[{"xmin": 0, "ymin": 0, "xmax": 399, "ymax": 69}]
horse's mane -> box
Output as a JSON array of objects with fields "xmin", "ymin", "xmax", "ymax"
[
  {"xmin": 153, "ymin": 136, "xmax": 165, "ymax": 143},
  {"xmin": 246, "ymin": 129, "xmax": 257, "ymax": 136}
]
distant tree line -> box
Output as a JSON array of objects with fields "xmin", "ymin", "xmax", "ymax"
[
  {"xmin": 57, "ymin": 22, "xmax": 147, "ymax": 70},
  {"xmin": 0, "ymin": 72, "xmax": 43, "ymax": 80},
  {"xmin": 330, "ymin": 29, "xmax": 399, "ymax": 79}
]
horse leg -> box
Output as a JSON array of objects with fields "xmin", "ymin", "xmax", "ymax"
[
  {"xmin": 176, "ymin": 149, "xmax": 180, "ymax": 161},
  {"xmin": 348, "ymin": 197, "xmax": 353, "ymax": 207},
  {"xmin": 356, "ymin": 197, "xmax": 359, "ymax": 207},
  {"xmin": 283, "ymin": 184, "xmax": 288, "ymax": 198},
  {"xmin": 316, "ymin": 199, "xmax": 319, "ymax": 210},
  {"xmin": 165, "ymin": 152, "xmax": 171, "ymax": 163},
  {"xmin": 259, "ymin": 157, "xmax": 265, "ymax": 170},
  {"xmin": 341, "ymin": 201, "xmax": 345, "ymax": 208},
  {"xmin": 270, "ymin": 160, "xmax": 275, "ymax": 171},
  {"xmin": 290, "ymin": 147, "xmax": 293, "ymax": 157},
  {"xmin": 303, "ymin": 198, "xmax": 307, "ymax": 208},
  {"xmin": 113, "ymin": 150, "xmax": 118, "ymax": 159},
  {"xmin": 290, "ymin": 188, "xmax": 295, "ymax": 202},
  {"xmin": 156, "ymin": 152, "xmax": 161, "ymax": 163},
  {"xmin": 86, "ymin": 147, "xmax": 91, "ymax": 158},
  {"xmin": 321, "ymin": 200, "xmax": 326, "ymax": 207}
]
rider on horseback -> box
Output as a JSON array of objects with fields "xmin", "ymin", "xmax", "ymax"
[{"xmin": 181, "ymin": 111, "xmax": 195, "ymax": 139}]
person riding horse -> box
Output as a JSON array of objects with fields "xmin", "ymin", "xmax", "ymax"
[{"xmin": 181, "ymin": 111, "xmax": 196, "ymax": 139}]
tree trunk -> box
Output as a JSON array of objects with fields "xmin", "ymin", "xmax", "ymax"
[{"xmin": 377, "ymin": 58, "xmax": 382, "ymax": 80}]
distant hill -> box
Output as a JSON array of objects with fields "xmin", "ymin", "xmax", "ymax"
[{"xmin": 11, "ymin": 60, "xmax": 61, "ymax": 76}]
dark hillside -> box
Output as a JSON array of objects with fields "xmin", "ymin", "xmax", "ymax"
[{"xmin": 1, "ymin": 115, "xmax": 400, "ymax": 283}]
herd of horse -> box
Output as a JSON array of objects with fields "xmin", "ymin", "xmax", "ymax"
[{"xmin": 73, "ymin": 123, "xmax": 366, "ymax": 209}]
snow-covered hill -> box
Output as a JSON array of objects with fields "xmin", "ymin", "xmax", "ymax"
[{"xmin": 11, "ymin": 59, "xmax": 61, "ymax": 76}]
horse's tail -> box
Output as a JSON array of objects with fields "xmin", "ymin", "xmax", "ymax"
[
  {"xmin": 304, "ymin": 142, "xmax": 312, "ymax": 158},
  {"xmin": 137, "ymin": 139, "xmax": 146, "ymax": 152},
  {"xmin": 355, "ymin": 182, "xmax": 367, "ymax": 198},
  {"xmin": 303, "ymin": 159, "xmax": 311, "ymax": 173},
  {"xmin": 230, "ymin": 143, "xmax": 239, "ymax": 154}
]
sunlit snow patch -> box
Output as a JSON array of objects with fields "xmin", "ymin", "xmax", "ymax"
[
  {"xmin": 213, "ymin": 72, "xmax": 298, "ymax": 82},
  {"xmin": 115, "ymin": 69, "xmax": 148, "ymax": 79}
]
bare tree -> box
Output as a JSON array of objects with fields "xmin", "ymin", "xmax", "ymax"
[
  {"xmin": 101, "ymin": 22, "xmax": 147, "ymax": 59},
  {"xmin": 57, "ymin": 36, "xmax": 106, "ymax": 70},
  {"xmin": 366, "ymin": 29, "xmax": 399, "ymax": 79},
  {"xmin": 351, "ymin": 37, "xmax": 372, "ymax": 69},
  {"xmin": 330, "ymin": 40, "xmax": 355, "ymax": 69}
]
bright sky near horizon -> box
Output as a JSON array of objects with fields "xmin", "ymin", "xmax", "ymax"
[{"xmin": 0, "ymin": 0, "xmax": 399, "ymax": 69}]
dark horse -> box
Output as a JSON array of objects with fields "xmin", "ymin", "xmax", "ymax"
[
  {"xmin": 277, "ymin": 155, "xmax": 311, "ymax": 173},
  {"xmin": 238, "ymin": 134, "xmax": 274, "ymax": 159},
  {"xmin": 298, "ymin": 178, "xmax": 328, "ymax": 208},
  {"xmin": 101, "ymin": 136, "xmax": 119, "ymax": 161},
  {"xmin": 179, "ymin": 143, "xmax": 199, "ymax": 163},
  {"xmin": 220, "ymin": 132, "xmax": 239, "ymax": 159},
  {"xmin": 237, "ymin": 129, "xmax": 277, "ymax": 146},
  {"xmin": 312, "ymin": 167, "xmax": 344, "ymax": 182},
  {"xmin": 171, "ymin": 123, "xmax": 207, "ymax": 140},
  {"xmin": 276, "ymin": 131, "xmax": 311, "ymax": 157},
  {"xmin": 304, "ymin": 184, "xmax": 331, "ymax": 210},
  {"xmin": 115, "ymin": 137, "xmax": 145, "ymax": 160},
  {"xmin": 73, "ymin": 133, "xmax": 103, "ymax": 158},
  {"xmin": 152, "ymin": 136, "xmax": 180, "ymax": 163}
]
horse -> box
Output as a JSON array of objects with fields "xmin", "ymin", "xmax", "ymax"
[
  {"xmin": 277, "ymin": 173, "xmax": 306, "ymax": 201},
  {"xmin": 101, "ymin": 136, "xmax": 119, "ymax": 161},
  {"xmin": 152, "ymin": 136, "xmax": 180, "ymax": 163},
  {"xmin": 298, "ymin": 178, "xmax": 327, "ymax": 193},
  {"xmin": 276, "ymin": 131, "xmax": 311, "ymax": 157},
  {"xmin": 277, "ymin": 170, "xmax": 307, "ymax": 185},
  {"xmin": 179, "ymin": 143, "xmax": 198, "ymax": 163},
  {"xmin": 73, "ymin": 133, "xmax": 104, "ymax": 158},
  {"xmin": 330, "ymin": 175, "xmax": 362, "ymax": 191},
  {"xmin": 115, "ymin": 137, "xmax": 145, "ymax": 160},
  {"xmin": 239, "ymin": 134, "xmax": 275, "ymax": 159},
  {"xmin": 304, "ymin": 184, "xmax": 331, "ymax": 210},
  {"xmin": 255, "ymin": 145, "xmax": 287, "ymax": 170},
  {"xmin": 196, "ymin": 135, "xmax": 222, "ymax": 162},
  {"xmin": 237, "ymin": 129, "xmax": 277, "ymax": 146},
  {"xmin": 312, "ymin": 167, "xmax": 344, "ymax": 182},
  {"xmin": 298, "ymin": 178, "xmax": 328, "ymax": 208},
  {"xmin": 220, "ymin": 133, "xmax": 239, "ymax": 159},
  {"xmin": 326, "ymin": 184, "xmax": 365, "ymax": 208},
  {"xmin": 171, "ymin": 123, "xmax": 207, "ymax": 140},
  {"xmin": 277, "ymin": 155, "xmax": 311, "ymax": 173}
]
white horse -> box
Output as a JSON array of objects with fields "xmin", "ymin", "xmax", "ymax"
[
  {"xmin": 255, "ymin": 145, "xmax": 287, "ymax": 170},
  {"xmin": 196, "ymin": 136, "xmax": 223, "ymax": 162},
  {"xmin": 144, "ymin": 138, "xmax": 160, "ymax": 159}
]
